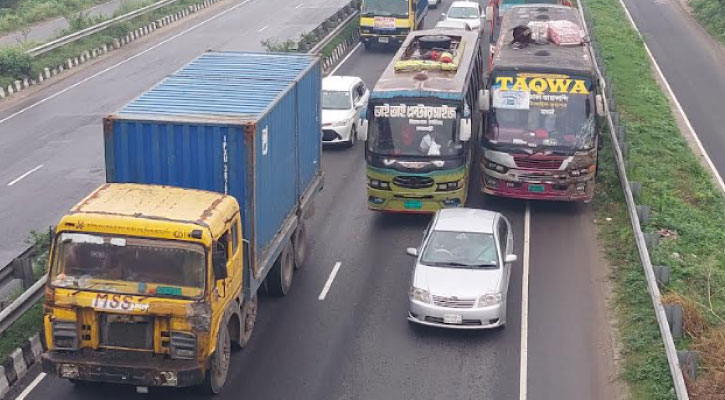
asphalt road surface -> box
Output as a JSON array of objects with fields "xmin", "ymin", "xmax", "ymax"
[
  {"xmin": 0, "ymin": 0, "xmax": 147, "ymax": 47},
  {"xmin": 620, "ymin": 0, "xmax": 725, "ymax": 180},
  {"xmin": 4, "ymin": 1, "xmax": 618, "ymax": 399}
]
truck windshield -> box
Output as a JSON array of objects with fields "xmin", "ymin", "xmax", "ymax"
[
  {"xmin": 484, "ymin": 72, "xmax": 596, "ymax": 153},
  {"xmin": 361, "ymin": 0, "xmax": 409, "ymax": 17},
  {"xmin": 367, "ymin": 102, "xmax": 463, "ymax": 157},
  {"xmin": 50, "ymin": 232, "xmax": 206, "ymax": 298}
]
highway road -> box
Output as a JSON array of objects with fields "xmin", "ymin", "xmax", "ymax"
[
  {"xmin": 619, "ymin": 0, "xmax": 725, "ymax": 183},
  {"xmin": 3, "ymin": 1, "xmax": 618, "ymax": 399}
]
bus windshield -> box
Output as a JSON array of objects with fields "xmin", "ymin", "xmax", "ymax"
[
  {"xmin": 484, "ymin": 72, "xmax": 596, "ymax": 153},
  {"xmin": 367, "ymin": 102, "xmax": 463, "ymax": 157},
  {"xmin": 361, "ymin": 0, "xmax": 409, "ymax": 17}
]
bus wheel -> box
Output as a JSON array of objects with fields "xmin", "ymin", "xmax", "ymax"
[
  {"xmin": 268, "ymin": 241, "xmax": 294, "ymax": 296},
  {"xmin": 204, "ymin": 325, "xmax": 231, "ymax": 394},
  {"xmin": 293, "ymin": 222, "xmax": 308, "ymax": 269},
  {"xmin": 238, "ymin": 294, "xmax": 258, "ymax": 348}
]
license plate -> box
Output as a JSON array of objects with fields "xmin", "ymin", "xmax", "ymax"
[
  {"xmin": 443, "ymin": 314, "xmax": 463, "ymax": 324},
  {"xmin": 378, "ymin": 37, "xmax": 389, "ymax": 43},
  {"xmin": 404, "ymin": 200, "xmax": 422, "ymax": 209},
  {"xmin": 528, "ymin": 184, "xmax": 545, "ymax": 193}
]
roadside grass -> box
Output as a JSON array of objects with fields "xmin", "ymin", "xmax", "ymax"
[
  {"xmin": 0, "ymin": 302, "xmax": 43, "ymax": 362},
  {"xmin": 319, "ymin": 15, "xmax": 358, "ymax": 58},
  {"xmin": 691, "ymin": 0, "xmax": 725, "ymax": 44},
  {"xmin": 0, "ymin": 0, "xmax": 206, "ymax": 89},
  {"xmin": 0, "ymin": 0, "xmax": 109, "ymax": 36},
  {"xmin": 584, "ymin": 0, "xmax": 725, "ymax": 397}
]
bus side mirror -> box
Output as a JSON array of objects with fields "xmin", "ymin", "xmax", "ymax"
[
  {"xmin": 212, "ymin": 251, "xmax": 227, "ymax": 280},
  {"xmin": 479, "ymin": 89, "xmax": 490, "ymax": 112},
  {"xmin": 596, "ymin": 94, "xmax": 605, "ymax": 117},
  {"xmin": 359, "ymin": 120, "xmax": 369, "ymax": 141},
  {"xmin": 485, "ymin": 6, "xmax": 493, "ymax": 22},
  {"xmin": 460, "ymin": 118, "xmax": 472, "ymax": 142}
]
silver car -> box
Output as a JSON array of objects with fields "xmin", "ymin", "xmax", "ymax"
[{"xmin": 407, "ymin": 208, "xmax": 517, "ymax": 329}]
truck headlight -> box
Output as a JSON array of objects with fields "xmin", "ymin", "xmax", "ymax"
[
  {"xmin": 477, "ymin": 293, "xmax": 502, "ymax": 307},
  {"xmin": 52, "ymin": 320, "xmax": 78, "ymax": 350},
  {"xmin": 170, "ymin": 331, "xmax": 197, "ymax": 359},
  {"xmin": 409, "ymin": 287, "xmax": 431, "ymax": 304}
]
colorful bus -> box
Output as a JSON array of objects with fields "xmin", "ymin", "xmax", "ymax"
[
  {"xmin": 479, "ymin": 5, "xmax": 604, "ymax": 202},
  {"xmin": 359, "ymin": 0, "xmax": 428, "ymax": 49},
  {"xmin": 360, "ymin": 29, "xmax": 486, "ymax": 212}
]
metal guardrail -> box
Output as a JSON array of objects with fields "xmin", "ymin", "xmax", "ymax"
[
  {"xmin": 309, "ymin": 9, "xmax": 359, "ymax": 55},
  {"xmin": 576, "ymin": 1, "xmax": 690, "ymax": 398},
  {"xmin": 26, "ymin": 0, "xmax": 183, "ymax": 56},
  {"xmin": 0, "ymin": 276, "xmax": 46, "ymax": 335},
  {"xmin": 0, "ymin": 245, "xmax": 37, "ymax": 296}
]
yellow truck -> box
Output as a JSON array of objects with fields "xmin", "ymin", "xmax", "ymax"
[
  {"xmin": 40, "ymin": 51, "xmax": 323, "ymax": 393},
  {"xmin": 359, "ymin": 0, "xmax": 429, "ymax": 49}
]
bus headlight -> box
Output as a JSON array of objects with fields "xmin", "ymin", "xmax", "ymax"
[
  {"xmin": 484, "ymin": 160, "xmax": 508, "ymax": 173},
  {"xmin": 436, "ymin": 180, "xmax": 461, "ymax": 191},
  {"xmin": 367, "ymin": 178, "xmax": 391, "ymax": 190}
]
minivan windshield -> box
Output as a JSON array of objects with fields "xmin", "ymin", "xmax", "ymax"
[
  {"xmin": 50, "ymin": 232, "xmax": 206, "ymax": 298},
  {"xmin": 421, "ymin": 231, "xmax": 499, "ymax": 268}
]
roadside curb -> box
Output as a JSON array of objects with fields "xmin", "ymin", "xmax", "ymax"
[
  {"xmin": 0, "ymin": 0, "xmax": 226, "ymax": 103},
  {"xmin": 0, "ymin": 331, "xmax": 44, "ymax": 399}
]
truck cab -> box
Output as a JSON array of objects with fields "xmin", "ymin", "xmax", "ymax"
[
  {"xmin": 42, "ymin": 183, "xmax": 252, "ymax": 393},
  {"xmin": 359, "ymin": 0, "xmax": 428, "ymax": 49}
]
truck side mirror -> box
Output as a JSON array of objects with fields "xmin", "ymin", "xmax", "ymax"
[
  {"xmin": 212, "ymin": 251, "xmax": 227, "ymax": 280},
  {"xmin": 485, "ymin": 6, "xmax": 493, "ymax": 22},
  {"xmin": 359, "ymin": 119, "xmax": 369, "ymax": 141},
  {"xmin": 596, "ymin": 94, "xmax": 605, "ymax": 117},
  {"xmin": 460, "ymin": 118, "xmax": 472, "ymax": 142},
  {"xmin": 479, "ymin": 89, "xmax": 490, "ymax": 112}
]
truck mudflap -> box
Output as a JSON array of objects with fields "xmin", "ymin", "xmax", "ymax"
[{"xmin": 42, "ymin": 350, "xmax": 205, "ymax": 387}]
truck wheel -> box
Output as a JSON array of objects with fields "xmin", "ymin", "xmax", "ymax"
[
  {"xmin": 204, "ymin": 325, "xmax": 231, "ymax": 394},
  {"xmin": 268, "ymin": 242, "xmax": 294, "ymax": 296},
  {"xmin": 293, "ymin": 223, "xmax": 308, "ymax": 269},
  {"xmin": 237, "ymin": 294, "xmax": 258, "ymax": 348}
]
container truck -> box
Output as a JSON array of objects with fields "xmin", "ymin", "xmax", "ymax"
[{"xmin": 41, "ymin": 51, "xmax": 324, "ymax": 393}]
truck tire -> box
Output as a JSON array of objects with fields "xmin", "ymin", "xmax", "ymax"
[
  {"xmin": 204, "ymin": 325, "xmax": 231, "ymax": 394},
  {"xmin": 237, "ymin": 294, "xmax": 257, "ymax": 348},
  {"xmin": 267, "ymin": 242, "xmax": 294, "ymax": 296},
  {"xmin": 293, "ymin": 223, "xmax": 308, "ymax": 269}
]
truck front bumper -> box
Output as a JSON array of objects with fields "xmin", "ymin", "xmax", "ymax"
[
  {"xmin": 42, "ymin": 350, "xmax": 205, "ymax": 387},
  {"xmin": 360, "ymin": 33, "xmax": 406, "ymax": 46}
]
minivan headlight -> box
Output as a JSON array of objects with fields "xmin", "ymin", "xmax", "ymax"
[
  {"xmin": 477, "ymin": 293, "xmax": 502, "ymax": 307},
  {"xmin": 409, "ymin": 287, "xmax": 432, "ymax": 304},
  {"xmin": 170, "ymin": 331, "xmax": 197, "ymax": 359}
]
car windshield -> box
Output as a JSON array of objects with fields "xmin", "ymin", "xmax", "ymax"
[
  {"xmin": 367, "ymin": 102, "xmax": 463, "ymax": 157},
  {"xmin": 50, "ymin": 232, "xmax": 206, "ymax": 298},
  {"xmin": 421, "ymin": 231, "xmax": 499, "ymax": 268},
  {"xmin": 485, "ymin": 72, "xmax": 596, "ymax": 153},
  {"xmin": 361, "ymin": 0, "xmax": 409, "ymax": 17},
  {"xmin": 448, "ymin": 6, "xmax": 479, "ymax": 19},
  {"xmin": 323, "ymin": 90, "xmax": 352, "ymax": 110}
]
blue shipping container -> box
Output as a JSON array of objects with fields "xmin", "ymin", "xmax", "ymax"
[{"xmin": 103, "ymin": 51, "xmax": 322, "ymax": 290}]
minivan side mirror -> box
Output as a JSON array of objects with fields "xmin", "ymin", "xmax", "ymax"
[
  {"xmin": 505, "ymin": 254, "xmax": 518, "ymax": 263},
  {"xmin": 441, "ymin": 12, "xmax": 446, "ymax": 18},
  {"xmin": 406, "ymin": 247, "xmax": 419, "ymax": 257},
  {"xmin": 359, "ymin": 119, "xmax": 369, "ymax": 141},
  {"xmin": 212, "ymin": 251, "xmax": 227, "ymax": 280},
  {"xmin": 595, "ymin": 94, "xmax": 605, "ymax": 117},
  {"xmin": 478, "ymin": 89, "xmax": 490, "ymax": 112}
]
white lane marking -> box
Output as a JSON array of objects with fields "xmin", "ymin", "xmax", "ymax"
[
  {"xmin": 7, "ymin": 164, "xmax": 44, "ymax": 186},
  {"xmin": 328, "ymin": 43, "xmax": 362, "ymax": 76},
  {"xmin": 615, "ymin": 0, "xmax": 725, "ymax": 194},
  {"xmin": 16, "ymin": 373, "xmax": 46, "ymax": 400},
  {"xmin": 520, "ymin": 202, "xmax": 531, "ymax": 400},
  {"xmin": 295, "ymin": 3, "xmax": 304, "ymax": 8},
  {"xmin": 318, "ymin": 262, "xmax": 342, "ymax": 300},
  {"xmin": 257, "ymin": 24, "xmax": 269, "ymax": 32},
  {"xmin": 0, "ymin": 0, "xmax": 255, "ymax": 126}
]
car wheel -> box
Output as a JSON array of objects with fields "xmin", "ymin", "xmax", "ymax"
[
  {"xmin": 204, "ymin": 325, "xmax": 231, "ymax": 394},
  {"xmin": 347, "ymin": 125, "xmax": 357, "ymax": 148}
]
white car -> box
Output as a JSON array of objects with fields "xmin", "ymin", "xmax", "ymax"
[
  {"xmin": 322, "ymin": 76, "xmax": 369, "ymax": 147},
  {"xmin": 441, "ymin": 1, "xmax": 485, "ymax": 33},
  {"xmin": 407, "ymin": 208, "xmax": 517, "ymax": 329},
  {"xmin": 434, "ymin": 20, "xmax": 473, "ymax": 31},
  {"xmin": 429, "ymin": 0, "xmax": 440, "ymax": 8}
]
